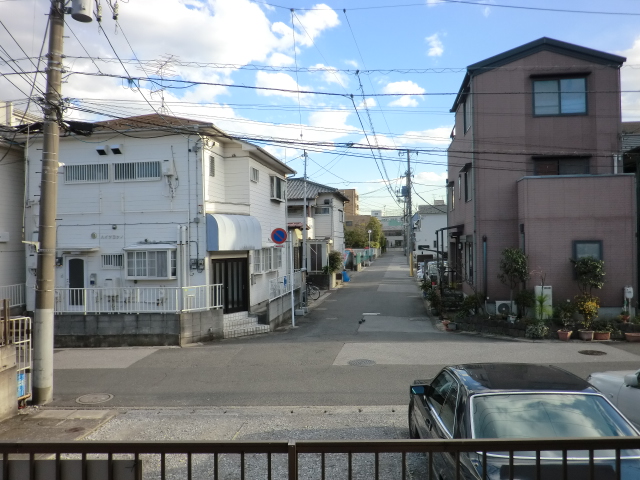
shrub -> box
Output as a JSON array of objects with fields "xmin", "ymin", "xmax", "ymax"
[
  {"xmin": 525, "ymin": 322, "xmax": 549, "ymax": 339},
  {"xmin": 327, "ymin": 251, "xmax": 344, "ymax": 274},
  {"xmin": 456, "ymin": 294, "xmax": 484, "ymax": 319},
  {"xmin": 514, "ymin": 290, "xmax": 535, "ymax": 319},
  {"xmin": 574, "ymin": 294, "xmax": 600, "ymax": 330},
  {"xmin": 571, "ymin": 256, "xmax": 605, "ymax": 296}
]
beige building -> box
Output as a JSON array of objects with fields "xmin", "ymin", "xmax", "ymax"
[{"xmin": 338, "ymin": 189, "xmax": 359, "ymax": 215}]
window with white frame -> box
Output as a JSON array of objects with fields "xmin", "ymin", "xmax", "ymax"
[
  {"xmin": 114, "ymin": 161, "xmax": 162, "ymax": 181},
  {"xmin": 262, "ymin": 248, "xmax": 273, "ymax": 272},
  {"xmin": 126, "ymin": 250, "xmax": 176, "ymax": 279},
  {"xmin": 533, "ymin": 77, "xmax": 587, "ymax": 116},
  {"xmin": 209, "ymin": 156, "xmax": 215, "ymax": 177},
  {"xmin": 338, "ymin": 210, "xmax": 344, "ymax": 222},
  {"xmin": 102, "ymin": 254, "xmax": 124, "ymax": 269},
  {"xmin": 250, "ymin": 167, "xmax": 259, "ymax": 183},
  {"xmin": 253, "ymin": 249, "xmax": 262, "ymax": 273},
  {"xmin": 65, "ymin": 164, "xmax": 109, "ymax": 183},
  {"xmin": 270, "ymin": 176, "xmax": 285, "ymax": 201},
  {"xmin": 315, "ymin": 207, "xmax": 330, "ymax": 215}
]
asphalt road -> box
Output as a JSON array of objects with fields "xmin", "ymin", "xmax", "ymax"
[{"xmin": 51, "ymin": 251, "xmax": 640, "ymax": 408}]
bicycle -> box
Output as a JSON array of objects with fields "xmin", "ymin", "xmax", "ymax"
[{"xmin": 306, "ymin": 282, "xmax": 321, "ymax": 301}]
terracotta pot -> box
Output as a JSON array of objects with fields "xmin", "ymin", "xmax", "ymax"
[
  {"xmin": 557, "ymin": 330, "xmax": 572, "ymax": 341},
  {"xmin": 578, "ymin": 330, "xmax": 594, "ymax": 341},
  {"xmin": 625, "ymin": 332, "xmax": 640, "ymax": 342},
  {"xmin": 594, "ymin": 332, "xmax": 610, "ymax": 341}
]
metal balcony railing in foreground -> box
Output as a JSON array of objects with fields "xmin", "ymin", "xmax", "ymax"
[{"xmin": 1, "ymin": 437, "xmax": 640, "ymax": 480}]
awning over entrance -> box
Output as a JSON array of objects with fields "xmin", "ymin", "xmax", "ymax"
[{"xmin": 206, "ymin": 214, "xmax": 262, "ymax": 251}]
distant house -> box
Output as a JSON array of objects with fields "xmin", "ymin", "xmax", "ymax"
[
  {"xmin": 21, "ymin": 114, "xmax": 296, "ymax": 345},
  {"xmin": 413, "ymin": 201, "xmax": 448, "ymax": 264},
  {"xmin": 447, "ymin": 37, "xmax": 633, "ymax": 314},
  {"xmin": 338, "ymin": 189, "xmax": 359, "ymax": 215},
  {"xmin": 379, "ymin": 215, "xmax": 405, "ymax": 249},
  {"xmin": 286, "ymin": 178, "xmax": 348, "ymax": 272}
]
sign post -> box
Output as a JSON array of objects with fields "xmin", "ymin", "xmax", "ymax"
[{"xmin": 272, "ymin": 228, "xmax": 295, "ymax": 327}]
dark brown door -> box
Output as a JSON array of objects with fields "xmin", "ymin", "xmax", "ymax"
[
  {"xmin": 211, "ymin": 258, "xmax": 248, "ymax": 314},
  {"xmin": 68, "ymin": 258, "xmax": 84, "ymax": 306}
]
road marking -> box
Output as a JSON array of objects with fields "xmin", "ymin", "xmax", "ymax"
[{"xmin": 362, "ymin": 313, "xmax": 380, "ymax": 315}]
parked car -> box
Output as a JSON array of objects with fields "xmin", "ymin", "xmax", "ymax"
[
  {"xmin": 409, "ymin": 363, "xmax": 640, "ymax": 480},
  {"xmin": 588, "ymin": 368, "xmax": 640, "ymax": 427}
]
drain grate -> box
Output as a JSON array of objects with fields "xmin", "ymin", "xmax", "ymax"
[
  {"xmin": 76, "ymin": 393, "xmax": 113, "ymax": 405},
  {"xmin": 348, "ymin": 359, "xmax": 376, "ymax": 366},
  {"xmin": 578, "ymin": 350, "xmax": 607, "ymax": 356}
]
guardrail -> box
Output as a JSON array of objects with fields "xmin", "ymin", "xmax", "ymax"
[
  {"xmin": 269, "ymin": 270, "xmax": 302, "ymax": 301},
  {"xmin": 1, "ymin": 437, "xmax": 639, "ymax": 480},
  {"xmin": 54, "ymin": 285, "xmax": 223, "ymax": 314},
  {"xmin": 0, "ymin": 284, "xmax": 25, "ymax": 308}
]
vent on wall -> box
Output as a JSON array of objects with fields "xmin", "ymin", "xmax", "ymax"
[{"xmin": 110, "ymin": 144, "xmax": 123, "ymax": 154}]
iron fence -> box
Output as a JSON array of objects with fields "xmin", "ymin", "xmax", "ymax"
[
  {"xmin": 0, "ymin": 284, "xmax": 25, "ymax": 308},
  {"xmin": 54, "ymin": 285, "xmax": 223, "ymax": 314},
  {"xmin": 0, "ymin": 437, "xmax": 639, "ymax": 480},
  {"xmin": 269, "ymin": 271, "xmax": 302, "ymax": 301}
]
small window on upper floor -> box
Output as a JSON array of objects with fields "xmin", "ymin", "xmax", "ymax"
[
  {"xmin": 65, "ymin": 164, "xmax": 109, "ymax": 184},
  {"xmin": 209, "ymin": 156, "xmax": 215, "ymax": 177},
  {"xmin": 338, "ymin": 210, "xmax": 344, "ymax": 222},
  {"xmin": 315, "ymin": 207, "xmax": 330, "ymax": 215},
  {"xmin": 251, "ymin": 167, "xmax": 259, "ymax": 183},
  {"xmin": 270, "ymin": 176, "xmax": 285, "ymax": 202},
  {"xmin": 464, "ymin": 95, "xmax": 472, "ymax": 132},
  {"xmin": 533, "ymin": 77, "xmax": 587, "ymax": 116},
  {"xmin": 534, "ymin": 157, "xmax": 590, "ymax": 176},
  {"xmin": 114, "ymin": 161, "xmax": 162, "ymax": 181}
]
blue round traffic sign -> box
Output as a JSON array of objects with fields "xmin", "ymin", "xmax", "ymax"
[{"xmin": 271, "ymin": 228, "xmax": 287, "ymax": 244}]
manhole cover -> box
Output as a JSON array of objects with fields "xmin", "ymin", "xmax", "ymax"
[
  {"xmin": 578, "ymin": 350, "xmax": 607, "ymax": 356},
  {"xmin": 75, "ymin": 393, "xmax": 113, "ymax": 405},
  {"xmin": 348, "ymin": 359, "xmax": 376, "ymax": 366}
]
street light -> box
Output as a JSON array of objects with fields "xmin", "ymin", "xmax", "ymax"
[{"xmin": 368, "ymin": 229, "xmax": 372, "ymax": 249}]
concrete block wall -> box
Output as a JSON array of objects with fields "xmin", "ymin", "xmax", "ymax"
[
  {"xmin": 179, "ymin": 309, "xmax": 224, "ymax": 345},
  {"xmin": 266, "ymin": 288, "xmax": 301, "ymax": 330},
  {"xmin": 0, "ymin": 345, "xmax": 17, "ymax": 422}
]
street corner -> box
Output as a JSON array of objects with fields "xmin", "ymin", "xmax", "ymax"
[{"xmin": 0, "ymin": 407, "xmax": 118, "ymax": 442}]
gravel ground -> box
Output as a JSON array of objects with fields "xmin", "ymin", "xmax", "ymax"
[{"xmin": 83, "ymin": 406, "xmax": 431, "ymax": 479}]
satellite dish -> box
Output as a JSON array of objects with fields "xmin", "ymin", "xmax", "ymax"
[{"xmin": 497, "ymin": 302, "xmax": 511, "ymax": 315}]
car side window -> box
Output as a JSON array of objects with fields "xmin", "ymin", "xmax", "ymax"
[
  {"xmin": 428, "ymin": 372, "xmax": 454, "ymax": 415},
  {"xmin": 439, "ymin": 381, "xmax": 459, "ymax": 436}
]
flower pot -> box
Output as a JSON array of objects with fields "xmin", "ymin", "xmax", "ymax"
[
  {"xmin": 594, "ymin": 331, "xmax": 611, "ymax": 341},
  {"xmin": 578, "ymin": 330, "xmax": 594, "ymax": 341},
  {"xmin": 447, "ymin": 322, "xmax": 458, "ymax": 331},
  {"xmin": 557, "ymin": 330, "xmax": 572, "ymax": 342},
  {"xmin": 625, "ymin": 332, "xmax": 640, "ymax": 342}
]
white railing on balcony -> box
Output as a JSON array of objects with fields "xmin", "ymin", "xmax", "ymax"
[
  {"xmin": 0, "ymin": 284, "xmax": 25, "ymax": 307},
  {"xmin": 269, "ymin": 270, "xmax": 302, "ymax": 301},
  {"xmin": 54, "ymin": 285, "xmax": 223, "ymax": 314}
]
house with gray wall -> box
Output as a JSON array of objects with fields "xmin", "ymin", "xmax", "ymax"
[{"xmin": 447, "ymin": 37, "xmax": 634, "ymax": 315}]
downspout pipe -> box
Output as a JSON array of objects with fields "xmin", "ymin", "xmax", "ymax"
[
  {"xmin": 483, "ymin": 235, "xmax": 488, "ymax": 300},
  {"xmin": 435, "ymin": 225, "xmax": 462, "ymax": 292}
]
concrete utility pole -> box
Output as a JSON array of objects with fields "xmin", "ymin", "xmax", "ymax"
[
  {"xmin": 302, "ymin": 150, "xmax": 308, "ymax": 275},
  {"xmin": 406, "ymin": 151, "xmax": 414, "ymax": 276},
  {"xmin": 33, "ymin": 0, "xmax": 66, "ymax": 405}
]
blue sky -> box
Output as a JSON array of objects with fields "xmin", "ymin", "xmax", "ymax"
[{"xmin": 1, "ymin": 0, "xmax": 639, "ymax": 215}]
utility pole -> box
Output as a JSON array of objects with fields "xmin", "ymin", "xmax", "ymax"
[
  {"xmin": 302, "ymin": 150, "xmax": 308, "ymax": 279},
  {"xmin": 33, "ymin": 0, "xmax": 91, "ymax": 405},
  {"xmin": 406, "ymin": 150, "xmax": 414, "ymax": 276}
]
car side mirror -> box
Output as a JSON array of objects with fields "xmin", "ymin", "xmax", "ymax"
[
  {"xmin": 411, "ymin": 385, "xmax": 425, "ymax": 395},
  {"xmin": 624, "ymin": 372, "xmax": 639, "ymax": 388}
]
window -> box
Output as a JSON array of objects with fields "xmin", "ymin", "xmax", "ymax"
[
  {"xmin": 464, "ymin": 95, "xmax": 472, "ymax": 132},
  {"xmin": 102, "ymin": 254, "xmax": 124, "ymax": 269},
  {"xmin": 114, "ymin": 161, "xmax": 162, "ymax": 181},
  {"xmin": 253, "ymin": 249, "xmax": 262, "ymax": 273},
  {"xmin": 126, "ymin": 250, "xmax": 176, "ymax": 279},
  {"xmin": 433, "ymin": 240, "xmax": 437, "ymax": 248},
  {"xmin": 338, "ymin": 210, "xmax": 344, "ymax": 222},
  {"xmin": 275, "ymin": 248, "xmax": 283, "ymax": 269},
  {"xmin": 262, "ymin": 248, "xmax": 273, "ymax": 272},
  {"xmin": 534, "ymin": 157, "xmax": 590, "ymax": 176},
  {"xmin": 427, "ymin": 372, "xmax": 456, "ymax": 421},
  {"xmin": 345, "ymin": 221, "xmax": 353, "ymax": 227},
  {"xmin": 439, "ymin": 380, "xmax": 459, "ymax": 435},
  {"xmin": 573, "ymin": 240, "xmax": 602, "ymax": 261},
  {"xmin": 315, "ymin": 207, "xmax": 330, "ymax": 215},
  {"xmin": 251, "ymin": 167, "xmax": 259, "ymax": 183},
  {"xmin": 65, "ymin": 164, "xmax": 109, "ymax": 183},
  {"xmin": 209, "ymin": 156, "xmax": 215, "ymax": 177},
  {"xmin": 270, "ymin": 176, "xmax": 285, "ymax": 201},
  {"xmin": 464, "ymin": 171, "xmax": 471, "ymax": 202},
  {"xmin": 458, "ymin": 175, "xmax": 461, "ymax": 199},
  {"xmin": 533, "ymin": 77, "xmax": 587, "ymax": 116}
]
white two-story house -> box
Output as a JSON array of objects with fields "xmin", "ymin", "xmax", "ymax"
[
  {"xmin": 22, "ymin": 114, "xmax": 296, "ymax": 345},
  {"xmin": 286, "ymin": 178, "xmax": 347, "ymax": 272}
]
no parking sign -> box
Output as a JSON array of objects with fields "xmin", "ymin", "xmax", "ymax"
[{"xmin": 271, "ymin": 228, "xmax": 287, "ymax": 244}]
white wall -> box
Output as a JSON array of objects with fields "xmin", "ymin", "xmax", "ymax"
[
  {"xmin": 414, "ymin": 212, "xmax": 448, "ymax": 256},
  {"xmin": 0, "ymin": 143, "xmax": 25, "ymax": 287}
]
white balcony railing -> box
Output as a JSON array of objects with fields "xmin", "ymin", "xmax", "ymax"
[
  {"xmin": 0, "ymin": 284, "xmax": 25, "ymax": 308},
  {"xmin": 54, "ymin": 285, "xmax": 223, "ymax": 314},
  {"xmin": 269, "ymin": 270, "xmax": 302, "ymax": 301}
]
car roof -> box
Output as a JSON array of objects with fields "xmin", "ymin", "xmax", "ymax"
[{"xmin": 448, "ymin": 364, "xmax": 598, "ymax": 394}]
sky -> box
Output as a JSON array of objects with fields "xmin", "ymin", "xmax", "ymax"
[{"xmin": 1, "ymin": 0, "xmax": 640, "ymax": 216}]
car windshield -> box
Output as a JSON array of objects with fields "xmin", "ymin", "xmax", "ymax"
[{"xmin": 472, "ymin": 393, "xmax": 637, "ymax": 439}]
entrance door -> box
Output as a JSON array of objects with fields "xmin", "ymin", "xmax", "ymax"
[
  {"xmin": 68, "ymin": 258, "xmax": 85, "ymax": 306},
  {"xmin": 211, "ymin": 258, "xmax": 248, "ymax": 314}
]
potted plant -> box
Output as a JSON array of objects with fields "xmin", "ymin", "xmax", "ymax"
[
  {"xmin": 619, "ymin": 311, "xmax": 630, "ymax": 323},
  {"xmin": 593, "ymin": 319, "xmax": 613, "ymax": 341},
  {"xmin": 625, "ymin": 316, "xmax": 640, "ymax": 342},
  {"xmin": 575, "ymin": 294, "xmax": 599, "ymax": 341},
  {"xmin": 554, "ymin": 301, "xmax": 575, "ymax": 341}
]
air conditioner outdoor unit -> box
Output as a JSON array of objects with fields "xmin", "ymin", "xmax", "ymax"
[{"xmin": 495, "ymin": 301, "xmax": 516, "ymax": 316}]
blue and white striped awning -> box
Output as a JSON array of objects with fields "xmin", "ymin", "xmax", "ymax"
[{"xmin": 206, "ymin": 214, "xmax": 262, "ymax": 251}]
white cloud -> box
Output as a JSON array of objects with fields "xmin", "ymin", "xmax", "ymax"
[
  {"xmin": 310, "ymin": 63, "xmax": 349, "ymax": 87},
  {"xmin": 267, "ymin": 53, "xmax": 295, "ymax": 67},
  {"xmin": 344, "ymin": 60, "xmax": 359, "ymax": 68},
  {"xmin": 358, "ymin": 97, "xmax": 377, "ymax": 109},
  {"xmin": 619, "ymin": 36, "xmax": 640, "ymax": 121},
  {"xmin": 426, "ymin": 0, "xmax": 443, "ymax": 6},
  {"xmin": 425, "ymin": 34, "xmax": 444, "ymax": 57},
  {"xmin": 397, "ymin": 127, "xmax": 452, "ymax": 146},
  {"xmin": 255, "ymin": 71, "xmax": 309, "ymax": 99},
  {"xmin": 383, "ymin": 80, "xmax": 426, "ymax": 108}
]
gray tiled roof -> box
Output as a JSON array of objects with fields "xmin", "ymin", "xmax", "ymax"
[
  {"xmin": 286, "ymin": 178, "xmax": 350, "ymax": 202},
  {"xmin": 418, "ymin": 204, "xmax": 447, "ymax": 215}
]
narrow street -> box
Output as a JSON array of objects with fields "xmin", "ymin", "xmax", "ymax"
[{"xmin": 49, "ymin": 251, "xmax": 640, "ymax": 408}]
